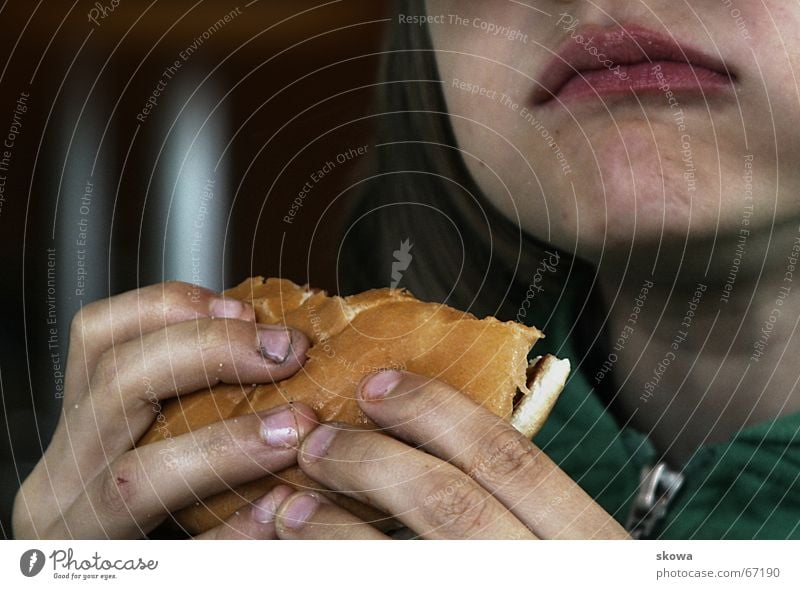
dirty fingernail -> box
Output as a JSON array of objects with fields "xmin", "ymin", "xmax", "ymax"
[
  {"xmin": 302, "ymin": 424, "xmax": 338, "ymax": 463},
  {"xmin": 261, "ymin": 406, "xmax": 299, "ymax": 448},
  {"xmin": 251, "ymin": 492, "xmax": 280, "ymax": 524},
  {"xmin": 281, "ymin": 494, "xmax": 320, "ymax": 530},
  {"xmin": 360, "ymin": 370, "xmax": 403, "ymax": 401},
  {"xmin": 258, "ymin": 326, "xmax": 292, "ymax": 363}
]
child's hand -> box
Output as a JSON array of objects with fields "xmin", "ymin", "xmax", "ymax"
[
  {"xmin": 269, "ymin": 370, "xmax": 631, "ymax": 540},
  {"xmin": 13, "ymin": 281, "xmax": 317, "ymax": 539}
]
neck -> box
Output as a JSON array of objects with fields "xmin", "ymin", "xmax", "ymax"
[{"xmin": 594, "ymin": 221, "xmax": 800, "ymax": 469}]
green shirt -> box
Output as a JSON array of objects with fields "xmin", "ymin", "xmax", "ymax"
[{"xmin": 530, "ymin": 280, "xmax": 800, "ymax": 539}]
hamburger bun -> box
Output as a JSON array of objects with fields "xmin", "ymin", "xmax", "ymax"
[{"xmin": 138, "ymin": 277, "xmax": 570, "ymax": 534}]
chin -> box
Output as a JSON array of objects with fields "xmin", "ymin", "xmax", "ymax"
[
  {"xmin": 574, "ymin": 188, "xmax": 725, "ymax": 260},
  {"xmin": 571, "ymin": 124, "xmax": 731, "ymax": 246}
]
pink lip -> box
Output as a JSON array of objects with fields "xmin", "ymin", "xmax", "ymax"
[{"xmin": 533, "ymin": 25, "xmax": 736, "ymax": 106}]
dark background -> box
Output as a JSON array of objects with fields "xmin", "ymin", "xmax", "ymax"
[{"xmin": 0, "ymin": 0, "xmax": 390, "ymax": 538}]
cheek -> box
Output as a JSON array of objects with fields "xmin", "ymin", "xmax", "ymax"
[
  {"xmin": 731, "ymin": 6, "xmax": 800, "ymax": 134},
  {"xmin": 725, "ymin": 3, "xmax": 800, "ymax": 212},
  {"xmin": 745, "ymin": 2, "xmax": 800, "ymax": 46}
]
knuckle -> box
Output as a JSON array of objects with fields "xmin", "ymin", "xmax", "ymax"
[
  {"xmin": 468, "ymin": 425, "xmax": 540, "ymax": 483},
  {"xmin": 161, "ymin": 280, "xmax": 204, "ymax": 307},
  {"xmin": 12, "ymin": 487, "xmax": 36, "ymax": 539},
  {"xmin": 89, "ymin": 346, "xmax": 150, "ymax": 412},
  {"xmin": 69, "ymin": 310, "xmax": 84, "ymax": 341},
  {"xmin": 70, "ymin": 297, "xmax": 114, "ymax": 343},
  {"xmin": 69, "ymin": 305, "xmax": 96, "ymax": 345},
  {"xmin": 407, "ymin": 379, "xmax": 455, "ymax": 420},
  {"xmin": 159, "ymin": 423, "xmax": 245, "ymax": 475},
  {"xmin": 343, "ymin": 432, "xmax": 383, "ymax": 466},
  {"xmin": 419, "ymin": 473, "xmax": 491, "ymax": 537},
  {"xmin": 193, "ymin": 428, "xmax": 238, "ymax": 464},
  {"xmin": 195, "ymin": 318, "xmax": 250, "ymax": 356},
  {"xmin": 98, "ymin": 457, "xmax": 142, "ymax": 519},
  {"xmin": 90, "ymin": 349, "xmax": 124, "ymax": 394}
]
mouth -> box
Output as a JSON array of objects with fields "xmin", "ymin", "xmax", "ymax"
[{"xmin": 532, "ymin": 25, "xmax": 737, "ymax": 106}]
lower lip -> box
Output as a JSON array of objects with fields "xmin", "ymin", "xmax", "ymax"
[{"xmin": 551, "ymin": 61, "xmax": 733, "ymax": 104}]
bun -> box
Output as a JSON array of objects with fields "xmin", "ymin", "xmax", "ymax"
[{"xmin": 138, "ymin": 277, "xmax": 569, "ymax": 534}]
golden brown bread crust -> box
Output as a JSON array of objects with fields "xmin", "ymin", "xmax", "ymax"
[{"xmin": 138, "ymin": 277, "xmax": 545, "ymax": 534}]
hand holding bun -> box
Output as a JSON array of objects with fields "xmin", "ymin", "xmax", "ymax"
[{"xmin": 138, "ymin": 277, "xmax": 570, "ymax": 535}]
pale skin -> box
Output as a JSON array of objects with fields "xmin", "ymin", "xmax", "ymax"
[
  {"xmin": 17, "ymin": 0, "xmax": 799, "ymax": 540},
  {"xmin": 12, "ymin": 281, "xmax": 627, "ymax": 539},
  {"xmin": 12, "ymin": 282, "xmax": 320, "ymax": 539},
  {"xmin": 429, "ymin": 0, "xmax": 800, "ymax": 467}
]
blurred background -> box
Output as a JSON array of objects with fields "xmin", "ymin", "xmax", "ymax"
[{"xmin": 0, "ymin": 0, "xmax": 391, "ymax": 537}]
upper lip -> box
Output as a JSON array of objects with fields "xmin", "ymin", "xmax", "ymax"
[{"xmin": 532, "ymin": 24, "xmax": 735, "ymax": 104}]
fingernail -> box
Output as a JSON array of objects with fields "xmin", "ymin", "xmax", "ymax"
[
  {"xmin": 281, "ymin": 494, "xmax": 320, "ymax": 530},
  {"xmin": 261, "ymin": 406, "xmax": 299, "ymax": 448},
  {"xmin": 360, "ymin": 370, "xmax": 403, "ymax": 401},
  {"xmin": 258, "ymin": 326, "xmax": 292, "ymax": 363},
  {"xmin": 209, "ymin": 298, "xmax": 245, "ymax": 319},
  {"xmin": 302, "ymin": 424, "xmax": 338, "ymax": 463},
  {"xmin": 251, "ymin": 491, "xmax": 281, "ymax": 524}
]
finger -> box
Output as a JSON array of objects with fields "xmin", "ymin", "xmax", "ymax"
[
  {"xmin": 356, "ymin": 370, "xmax": 629, "ymax": 540},
  {"xmin": 32, "ymin": 283, "xmax": 262, "ymax": 535},
  {"xmin": 66, "ymin": 281, "xmax": 256, "ymax": 396},
  {"xmin": 274, "ymin": 492, "xmax": 389, "ymax": 540},
  {"xmin": 44, "ymin": 317, "xmax": 309, "ymax": 532},
  {"xmin": 51, "ymin": 403, "xmax": 318, "ymax": 538},
  {"xmin": 63, "ymin": 318, "xmax": 310, "ymax": 463},
  {"xmin": 297, "ymin": 424, "xmax": 536, "ymax": 540},
  {"xmin": 194, "ymin": 485, "xmax": 295, "ymax": 540}
]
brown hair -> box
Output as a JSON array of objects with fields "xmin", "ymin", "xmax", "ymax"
[{"xmin": 339, "ymin": 0, "xmax": 590, "ymax": 336}]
